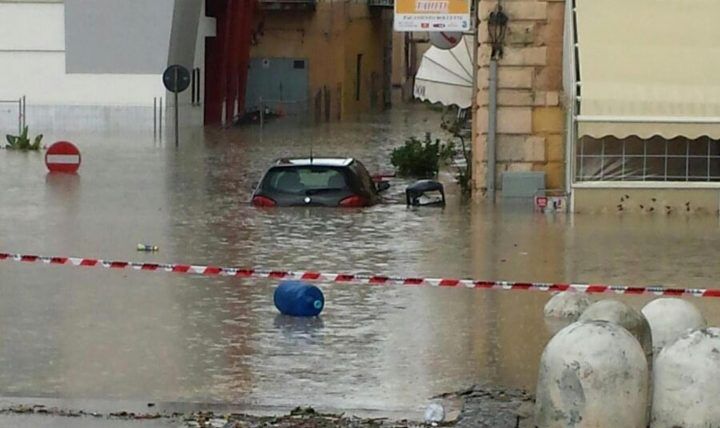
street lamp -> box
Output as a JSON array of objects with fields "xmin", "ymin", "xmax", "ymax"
[
  {"xmin": 485, "ymin": 2, "xmax": 508, "ymax": 201},
  {"xmin": 487, "ymin": 3, "xmax": 509, "ymax": 59}
]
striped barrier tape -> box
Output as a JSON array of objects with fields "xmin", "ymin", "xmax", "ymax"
[{"xmin": 1, "ymin": 251, "xmax": 718, "ymax": 298}]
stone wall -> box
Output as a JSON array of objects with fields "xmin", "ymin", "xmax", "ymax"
[{"xmin": 473, "ymin": 0, "xmax": 566, "ymax": 198}]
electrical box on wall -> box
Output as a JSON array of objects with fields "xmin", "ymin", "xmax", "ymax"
[{"xmin": 501, "ymin": 172, "xmax": 545, "ymax": 199}]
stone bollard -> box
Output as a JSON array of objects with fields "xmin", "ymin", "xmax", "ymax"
[
  {"xmin": 578, "ymin": 300, "xmax": 653, "ymax": 422},
  {"xmin": 641, "ymin": 298, "xmax": 706, "ymax": 354},
  {"xmin": 579, "ymin": 300, "xmax": 653, "ymax": 367},
  {"xmin": 652, "ymin": 328, "xmax": 720, "ymax": 428},
  {"xmin": 535, "ymin": 321, "xmax": 649, "ymax": 428},
  {"xmin": 543, "ymin": 291, "xmax": 592, "ymax": 335}
]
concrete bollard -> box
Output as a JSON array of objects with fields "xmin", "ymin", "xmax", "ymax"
[
  {"xmin": 543, "ymin": 291, "xmax": 592, "ymax": 335},
  {"xmin": 641, "ymin": 298, "xmax": 706, "ymax": 354},
  {"xmin": 652, "ymin": 328, "xmax": 720, "ymax": 428},
  {"xmin": 535, "ymin": 321, "xmax": 649, "ymax": 428},
  {"xmin": 579, "ymin": 300, "xmax": 653, "ymax": 366},
  {"xmin": 578, "ymin": 300, "xmax": 653, "ymax": 422}
]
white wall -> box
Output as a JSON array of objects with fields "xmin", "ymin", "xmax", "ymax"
[
  {"xmin": 65, "ymin": 0, "xmax": 174, "ymax": 74},
  {"xmin": 169, "ymin": 0, "xmax": 203, "ymax": 127},
  {"xmin": 0, "ymin": 2, "xmax": 65, "ymax": 51},
  {"xmin": 1, "ymin": 52, "xmax": 166, "ymax": 105},
  {"xmin": 0, "ymin": 2, "xmax": 166, "ymax": 106},
  {"xmin": 172, "ymin": 0, "xmax": 215, "ymax": 127},
  {"xmin": 0, "ymin": 0, "xmax": 215, "ymax": 130}
]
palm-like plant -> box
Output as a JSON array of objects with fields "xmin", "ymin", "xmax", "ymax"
[{"xmin": 5, "ymin": 126, "xmax": 43, "ymax": 151}]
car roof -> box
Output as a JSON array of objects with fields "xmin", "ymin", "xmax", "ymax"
[{"xmin": 273, "ymin": 157, "xmax": 355, "ymax": 167}]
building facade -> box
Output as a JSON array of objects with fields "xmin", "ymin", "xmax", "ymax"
[
  {"xmin": 391, "ymin": 31, "xmax": 430, "ymax": 102},
  {"xmin": 473, "ymin": 0, "xmax": 565, "ymax": 198},
  {"xmin": 0, "ymin": 0, "xmax": 211, "ymax": 132},
  {"xmin": 246, "ymin": 0, "xmax": 392, "ymax": 123},
  {"xmin": 0, "ymin": 0, "xmax": 391, "ymax": 133},
  {"xmin": 473, "ymin": 0, "xmax": 720, "ymax": 214}
]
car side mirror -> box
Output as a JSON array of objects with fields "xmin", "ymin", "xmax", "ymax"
[{"xmin": 376, "ymin": 181, "xmax": 390, "ymax": 192}]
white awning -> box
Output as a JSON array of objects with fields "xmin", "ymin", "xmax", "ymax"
[
  {"xmin": 413, "ymin": 36, "xmax": 473, "ymax": 109},
  {"xmin": 575, "ymin": 0, "xmax": 720, "ymax": 139}
]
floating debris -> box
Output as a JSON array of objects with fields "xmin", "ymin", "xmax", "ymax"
[
  {"xmin": 0, "ymin": 404, "xmax": 431, "ymax": 427},
  {"xmin": 137, "ymin": 244, "xmax": 159, "ymax": 252}
]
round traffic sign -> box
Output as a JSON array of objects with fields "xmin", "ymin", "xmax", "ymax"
[
  {"xmin": 45, "ymin": 141, "xmax": 81, "ymax": 174},
  {"xmin": 429, "ymin": 32, "xmax": 463, "ymax": 50},
  {"xmin": 162, "ymin": 64, "xmax": 191, "ymax": 93}
]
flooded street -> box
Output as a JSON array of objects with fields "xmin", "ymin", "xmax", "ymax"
[{"xmin": 1, "ymin": 105, "xmax": 720, "ymax": 420}]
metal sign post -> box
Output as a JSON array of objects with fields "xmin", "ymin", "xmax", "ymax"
[
  {"xmin": 174, "ymin": 67, "xmax": 179, "ymax": 148},
  {"xmin": 162, "ymin": 65, "xmax": 191, "ymax": 148}
]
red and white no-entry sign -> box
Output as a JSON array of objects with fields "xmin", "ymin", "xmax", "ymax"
[{"xmin": 45, "ymin": 141, "xmax": 81, "ymax": 173}]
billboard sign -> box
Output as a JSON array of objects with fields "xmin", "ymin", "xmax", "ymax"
[{"xmin": 394, "ymin": 0, "xmax": 471, "ymax": 32}]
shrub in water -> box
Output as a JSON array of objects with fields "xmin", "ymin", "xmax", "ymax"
[
  {"xmin": 5, "ymin": 126, "xmax": 42, "ymax": 151},
  {"xmin": 391, "ymin": 134, "xmax": 440, "ymax": 178}
]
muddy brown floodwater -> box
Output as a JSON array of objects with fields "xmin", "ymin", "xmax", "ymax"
[{"xmin": 1, "ymin": 105, "xmax": 719, "ymax": 422}]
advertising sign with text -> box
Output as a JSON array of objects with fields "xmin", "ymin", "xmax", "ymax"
[{"xmin": 394, "ymin": 0, "xmax": 471, "ymax": 32}]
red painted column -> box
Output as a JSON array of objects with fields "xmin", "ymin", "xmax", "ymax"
[
  {"xmin": 204, "ymin": 35, "xmax": 220, "ymax": 125},
  {"xmin": 203, "ymin": 0, "xmax": 230, "ymax": 125},
  {"xmin": 203, "ymin": 0, "xmax": 255, "ymax": 126}
]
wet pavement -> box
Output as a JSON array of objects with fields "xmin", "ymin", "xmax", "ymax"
[{"xmin": 1, "ymin": 105, "xmax": 720, "ymax": 424}]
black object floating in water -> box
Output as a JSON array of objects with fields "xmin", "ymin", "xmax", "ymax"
[{"xmin": 406, "ymin": 180, "xmax": 446, "ymax": 207}]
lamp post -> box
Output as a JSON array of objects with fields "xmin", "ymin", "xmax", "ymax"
[
  {"xmin": 485, "ymin": 3, "xmax": 508, "ymax": 202},
  {"xmin": 488, "ymin": 3, "xmax": 508, "ymax": 59}
]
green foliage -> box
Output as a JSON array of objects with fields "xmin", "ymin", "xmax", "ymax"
[
  {"xmin": 391, "ymin": 133, "xmax": 440, "ymax": 178},
  {"xmin": 5, "ymin": 126, "xmax": 42, "ymax": 151},
  {"xmin": 456, "ymin": 146, "xmax": 472, "ymax": 195},
  {"xmin": 440, "ymin": 108, "xmax": 473, "ymax": 195},
  {"xmin": 438, "ymin": 140, "xmax": 456, "ymax": 164},
  {"xmin": 391, "ymin": 131, "xmax": 467, "ymax": 189},
  {"xmin": 441, "ymin": 117, "xmax": 462, "ymax": 135},
  {"xmin": 452, "ymin": 135, "xmax": 472, "ymax": 196}
]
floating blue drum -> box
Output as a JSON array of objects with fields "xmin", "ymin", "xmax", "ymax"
[{"xmin": 273, "ymin": 281, "xmax": 324, "ymax": 317}]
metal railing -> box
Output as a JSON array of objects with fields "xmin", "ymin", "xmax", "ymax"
[
  {"xmin": 0, "ymin": 96, "xmax": 26, "ymax": 135},
  {"xmin": 242, "ymin": 97, "xmax": 310, "ymax": 127},
  {"xmin": 153, "ymin": 97, "xmax": 164, "ymax": 140}
]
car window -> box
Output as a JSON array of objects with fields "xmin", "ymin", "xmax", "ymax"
[{"xmin": 262, "ymin": 167, "xmax": 349, "ymax": 194}]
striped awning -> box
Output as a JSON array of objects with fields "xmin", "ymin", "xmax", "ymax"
[
  {"xmin": 413, "ymin": 36, "xmax": 473, "ymax": 109},
  {"xmin": 575, "ymin": 0, "xmax": 720, "ymax": 139}
]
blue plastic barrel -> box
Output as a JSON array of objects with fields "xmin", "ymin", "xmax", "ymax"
[{"xmin": 273, "ymin": 281, "xmax": 324, "ymax": 317}]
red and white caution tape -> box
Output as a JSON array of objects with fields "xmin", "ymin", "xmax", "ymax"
[{"xmin": 1, "ymin": 251, "xmax": 719, "ymax": 298}]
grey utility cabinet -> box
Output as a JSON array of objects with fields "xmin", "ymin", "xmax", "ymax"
[{"xmin": 501, "ymin": 171, "xmax": 546, "ymax": 198}]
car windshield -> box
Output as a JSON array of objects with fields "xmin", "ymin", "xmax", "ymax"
[{"xmin": 261, "ymin": 166, "xmax": 349, "ymax": 195}]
